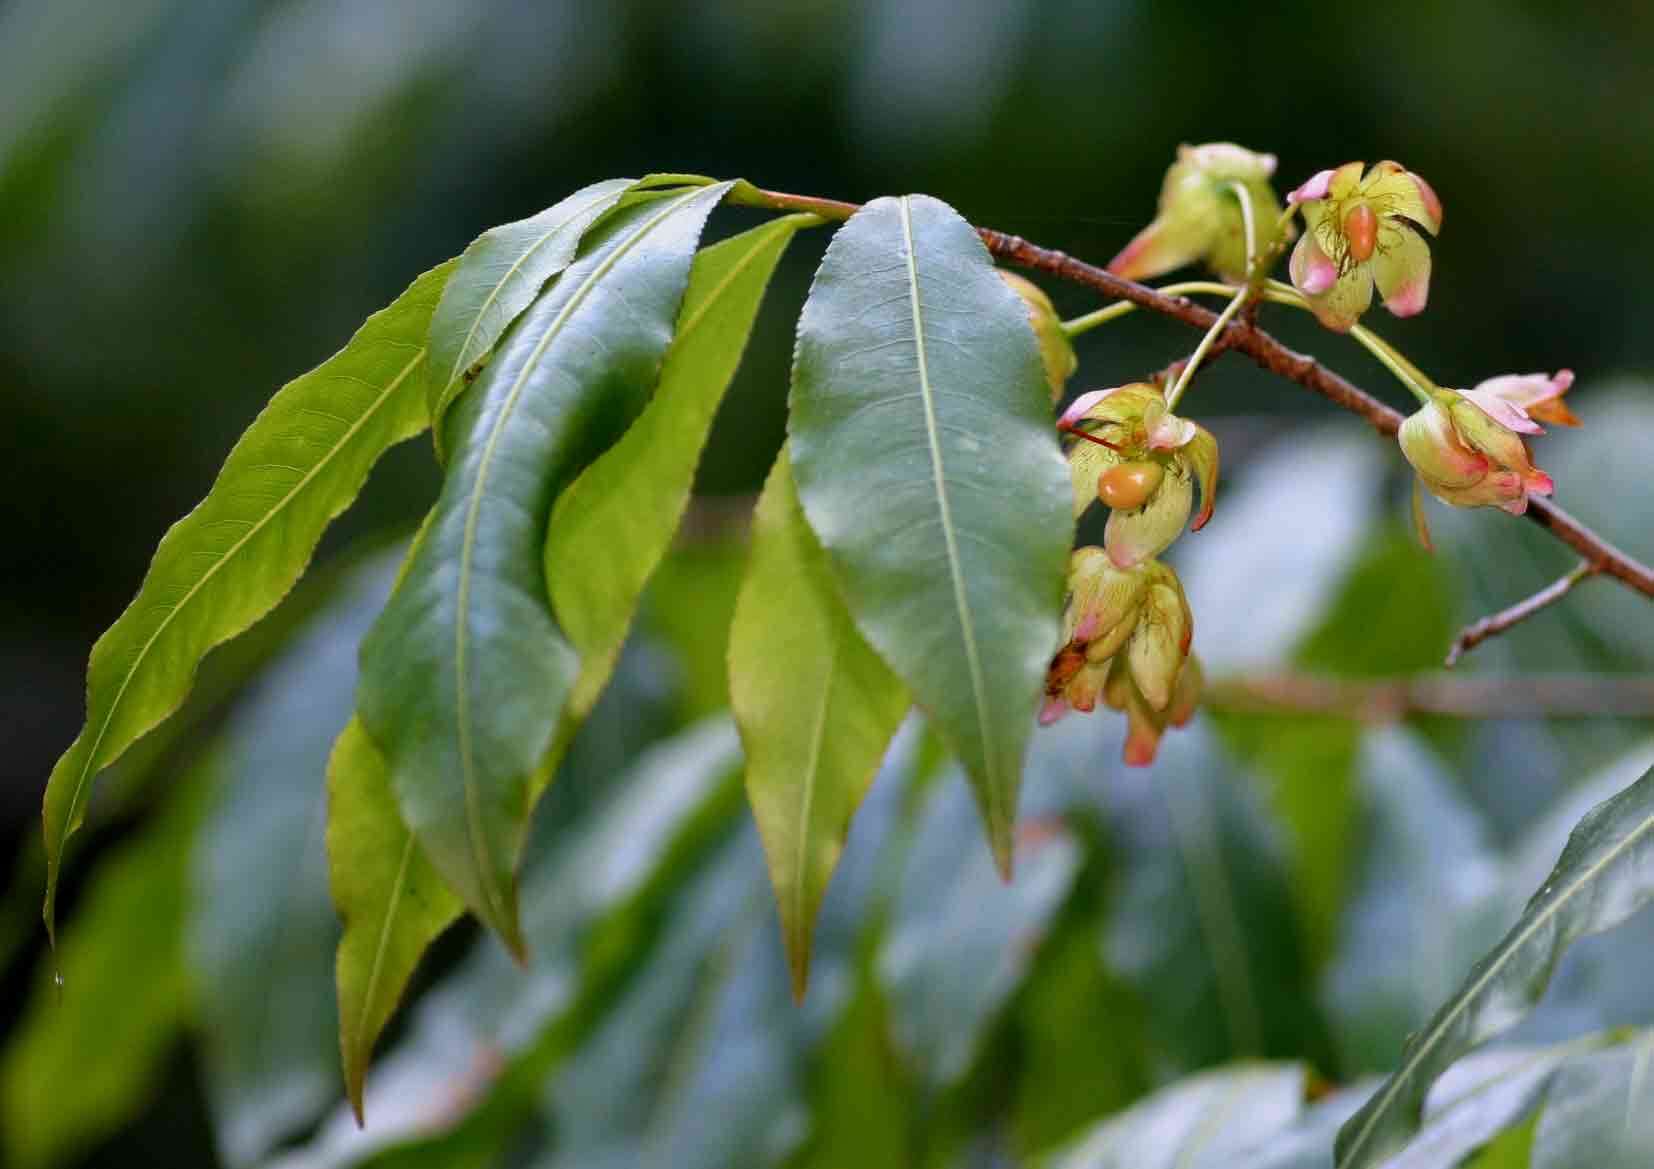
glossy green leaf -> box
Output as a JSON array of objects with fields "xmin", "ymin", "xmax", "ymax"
[
  {"xmin": 426, "ymin": 177, "xmax": 633, "ymax": 458},
  {"xmin": 2, "ymin": 768, "xmax": 207, "ymax": 1169},
  {"xmin": 730, "ymin": 450, "xmax": 909, "ymax": 996},
  {"xmin": 878, "ymin": 768, "xmax": 1081, "ymax": 1085},
  {"xmin": 1531, "ymin": 1039, "xmax": 1654, "ymax": 1169},
  {"xmin": 191, "ymin": 550, "xmax": 400, "ymax": 1165},
  {"xmin": 328, "ymin": 717, "xmax": 463, "ymax": 1125},
  {"xmin": 547, "ymin": 212, "xmax": 816, "ymax": 717},
  {"xmin": 357, "ymin": 183, "xmax": 731, "ymax": 951},
  {"xmin": 788, "ymin": 193, "xmax": 1071, "ymax": 871},
  {"xmin": 1047, "ymin": 1063, "xmax": 1306, "ymax": 1169},
  {"xmin": 1337, "ymin": 765, "xmax": 1654, "ymax": 1167},
  {"xmin": 41, "ymin": 258, "xmax": 454, "ymax": 940}
]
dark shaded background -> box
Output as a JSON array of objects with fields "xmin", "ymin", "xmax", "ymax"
[{"xmin": 1, "ymin": 0, "xmax": 1651, "ymax": 1163}]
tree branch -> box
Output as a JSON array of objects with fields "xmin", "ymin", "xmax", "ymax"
[
  {"xmin": 1205, "ymin": 671, "xmax": 1654, "ymax": 721},
  {"xmin": 1446, "ymin": 562, "xmax": 1599, "ymax": 668},
  {"xmin": 735, "ymin": 186, "xmax": 1654, "ymax": 601}
]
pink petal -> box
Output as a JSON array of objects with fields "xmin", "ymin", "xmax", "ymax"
[
  {"xmin": 1058, "ymin": 388, "xmax": 1117, "ymax": 428},
  {"xmin": 1371, "ymin": 224, "xmax": 1432, "ymax": 318},
  {"xmin": 1290, "ymin": 231, "xmax": 1337, "ymax": 295},
  {"xmin": 1473, "ymin": 370, "xmax": 1573, "ymax": 410},
  {"xmin": 1461, "ymin": 387, "xmax": 1544, "ymax": 435},
  {"xmin": 1288, "ymin": 169, "xmax": 1335, "ymax": 204},
  {"xmin": 1038, "ymin": 696, "xmax": 1070, "ymax": 726}
]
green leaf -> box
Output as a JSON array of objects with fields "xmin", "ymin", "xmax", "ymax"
[
  {"xmin": 328, "ymin": 716, "xmax": 464, "ymax": 1125},
  {"xmin": 190, "ymin": 549, "xmax": 401, "ymax": 1165},
  {"xmin": 547, "ymin": 212, "xmax": 816, "ymax": 717},
  {"xmin": 1337, "ymin": 765, "xmax": 1654, "ymax": 1167},
  {"xmin": 788, "ymin": 194, "xmax": 1071, "ymax": 871},
  {"xmin": 878, "ymin": 769, "xmax": 1081, "ymax": 1086},
  {"xmin": 730, "ymin": 450, "xmax": 909, "ymax": 996},
  {"xmin": 41, "ymin": 258, "xmax": 454, "ymax": 941},
  {"xmin": 1531, "ymin": 1039, "xmax": 1654, "ymax": 1168},
  {"xmin": 357, "ymin": 183, "xmax": 731, "ymax": 951},
  {"xmin": 2, "ymin": 768, "xmax": 207, "ymax": 1169},
  {"xmin": 426, "ymin": 178, "xmax": 634, "ymax": 459},
  {"xmin": 1046, "ymin": 1063, "xmax": 1306, "ymax": 1169}
]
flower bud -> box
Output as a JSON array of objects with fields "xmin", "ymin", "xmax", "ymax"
[
  {"xmin": 999, "ymin": 270, "xmax": 1078, "ymax": 403},
  {"xmin": 1110, "ymin": 143, "xmax": 1289, "ymax": 283},
  {"xmin": 1040, "ymin": 554, "xmax": 1198, "ymax": 764},
  {"xmin": 1399, "ymin": 385, "xmax": 1555, "ymax": 516}
]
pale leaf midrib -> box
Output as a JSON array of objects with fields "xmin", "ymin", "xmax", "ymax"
[
  {"xmin": 452, "ymin": 189, "xmax": 704, "ymax": 929},
  {"xmin": 896, "ymin": 197, "xmax": 999, "ymax": 816},
  {"xmin": 59, "ymin": 347, "xmax": 428, "ymax": 845},
  {"xmin": 790, "ymin": 627, "xmax": 839, "ymax": 961},
  {"xmin": 441, "ymin": 184, "xmax": 624, "ymax": 391},
  {"xmin": 1341, "ymin": 803, "xmax": 1654, "ymax": 1164},
  {"xmin": 350, "ymin": 831, "xmax": 418, "ymax": 1072}
]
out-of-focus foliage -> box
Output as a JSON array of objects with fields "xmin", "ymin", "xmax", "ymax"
[{"xmin": 6, "ymin": 4, "xmax": 1654, "ymax": 1168}]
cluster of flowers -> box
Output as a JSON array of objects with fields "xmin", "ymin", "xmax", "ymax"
[{"xmin": 1000, "ymin": 142, "xmax": 1578, "ymax": 764}]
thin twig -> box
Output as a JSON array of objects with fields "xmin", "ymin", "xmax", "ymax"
[
  {"xmin": 1446, "ymin": 562, "xmax": 1600, "ymax": 668},
  {"xmin": 1205, "ymin": 671, "xmax": 1654, "ymax": 721},
  {"xmin": 734, "ymin": 186, "xmax": 1654, "ymax": 602}
]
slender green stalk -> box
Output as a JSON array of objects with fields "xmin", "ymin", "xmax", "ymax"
[
  {"xmin": 1060, "ymin": 281, "xmax": 1239, "ymax": 338},
  {"xmin": 1163, "ymin": 183, "xmax": 1262, "ymax": 410}
]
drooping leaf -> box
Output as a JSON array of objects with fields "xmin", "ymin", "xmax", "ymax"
[
  {"xmin": 1530, "ymin": 1039, "xmax": 1654, "ymax": 1169},
  {"xmin": 1046, "ymin": 1063, "xmax": 1306, "ymax": 1169},
  {"xmin": 788, "ymin": 193, "xmax": 1072, "ymax": 871},
  {"xmin": 41, "ymin": 258, "xmax": 454, "ymax": 940},
  {"xmin": 191, "ymin": 549, "xmax": 401, "ymax": 1164},
  {"xmin": 1336, "ymin": 765, "xmax": 1654, "ymax": 1167},
  {"xmin": 1323, "ymin": 728, "xmax": 1506, "ymax": 1076},
  {"xmin": 790, "ymin": 968, "xmax": 915, "ymax": 1169},
  {"xmin": 547, "ymin": 212, "xmax": 817, "ymax": 717},
  {"xmin": 426, "ymin": 178, "xmax": 633, "ymax": 458},
  {"xmin": 878, "ymin": 768, "xmax": 1081, "ymax": 1086},
  {"xmin": 730, "ymin": 450, "xmax": 909, "ymax": 995},
  {"xmin": 357, "ymin": 183, "xmax": 731, "ymax": 951},
  {"xmin": 328, "ymin": 717, "xmax": 463, "ymax": 1125},
  {"xmin": 2, "ymin": 767, "xmax": 207, "ymax": 1169}
]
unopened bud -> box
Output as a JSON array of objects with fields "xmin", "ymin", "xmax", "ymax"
[{"xmin": 1000, "ymin": 271, "xmax": 1077, "ymax": 403}]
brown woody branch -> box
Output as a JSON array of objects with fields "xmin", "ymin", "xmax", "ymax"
[
  {"xmin": 733, "ymin": 187, "xmax": 1654, "ymax": 602},
  {"xmin": 1446, "ymin": 562, "xmax": 1599, "ymax": 668},
  {"xmin": 1205, "ymin": 671, "xmax": 1654, "ymax": 721}
]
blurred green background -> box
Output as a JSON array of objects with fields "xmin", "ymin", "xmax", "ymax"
[{"xmin": 2, "ymin": 2, "xmax": 1653, "ymax": 1167}]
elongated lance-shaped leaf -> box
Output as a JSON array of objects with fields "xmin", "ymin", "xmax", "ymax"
[
  {"xmin": 357, "ymin": 183, "xmax": 732, "ymax": 953},
  {"xmin": 788, "ymin": 194, "xmax": 1072, "ymax": 871},
  {"xmin": 328, "ymin": 716, "xmax": 462, "ymax": 1124},
  {"xmin": 427, "ymin": 178, "xmax": 634, "ymax": 460},
  {"xmin": 547, "ymin": 212, "xmax": 817, "ymax": 718},
  {"xmin": 41, "ymin": 259, "xmax": 454, "ymax": 943},
  {"xmin": 1336, "ymin": 765, "xmax": 1654, "ymax": 1168},
  {"xmin": 729, "ymin": 449, "xmax": 909, "ymax": 998}
]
